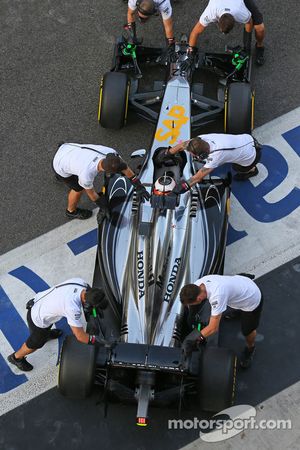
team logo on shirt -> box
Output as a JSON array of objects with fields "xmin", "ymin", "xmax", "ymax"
[
  {"xmin": 75, "ymin": 312, "xmax": 81, "ymax": 320},
  {"xmin": 211, "ymin": 301, "xmax": 218, "ymax": 309}
]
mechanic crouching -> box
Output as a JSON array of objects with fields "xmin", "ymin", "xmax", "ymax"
[
  {"xmin": 7, "ymin": 278, "xmax": 108, "ymax": 372},
  {"xmin": 53, "ymin": 142, "xmax": 150, "ymax": 221},
  {"xmin": 180, "ymin": 274, "xmax": 263, "ymax": 368},
  {"xmin": 156, "ymin": 133, "xmax": 261, "ymax": 194},
  {"xmin": 126, "ymin": 0, "xmax": 176, "ymax": 63},
  {"xmin": 182, "ymin": 0, "xmax": 265, "ymax": 70}
]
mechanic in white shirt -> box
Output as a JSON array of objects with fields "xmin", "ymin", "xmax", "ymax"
[
  {"xmin": 180, "ymin": 274, "xmax": 263, "ymax": 368},
  {"xmin": 52, "ymin": 142, "xmax": 150, "ymax": 220},
  {"xmin": 7, "ymin": 278, "xmax": 108, "ymax": 372},
  {"xmin": 126, "ymin": 0, "xmax": 176, "ymax": 63},
  {"xmin": 163, "ymin": 133, "xmax": 261, "ymax": 194},
  {"xmin": 183, "ymin": 0, "xmax": 265, "ymax": 67}
]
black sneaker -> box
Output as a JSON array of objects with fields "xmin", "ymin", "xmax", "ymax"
[
  {"xmin": 255, "ymin": 45, "xmax": 265, "ymax": 66},
  {"xmin": 7, "ymin": 353, "xmax": 33, "ymax": 372},
  {"xmin": 47, "ymin": 329, "xmax": 63, "ymax": 341},
  {"xmin": 240, "ymin": 346, "xmax": 256, "ymax": 369},
  {"xmin": 65, "ymin": 208, "xmax": 92, "ymax": 220},
  {"xmin": 234, "ymin": 166, "xmax": 258, "ymax": 181}
]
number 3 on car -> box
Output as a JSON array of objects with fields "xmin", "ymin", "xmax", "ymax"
[{"xmin": 155, "ymin": 105, "xmax": 189, "ymax": 145}]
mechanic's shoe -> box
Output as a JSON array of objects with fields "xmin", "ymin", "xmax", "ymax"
[
  {"xmin": 7, "ymin": 353, "xmax": 33, "ymax": 372},
  {"xmin": 240, "ymin": 346, "xmax": 255, "ymax": 369},
  {"xmin": 234, "ymin": 167, "xmax": 258, "ymax": 181},
  {"xmin": 224, "ymin": 308, "xmax": 241, "ymax": 320},
  {"xmin": 65, "ymin": 208, "xmax": 92, "ymax": 220},
  {"xmin": 47, "ymin": 329, "xmax": 63, "ymax": 341},
  {"xmin": 255, "ymin": 45, "xmax": 265, "ymax": 66}
]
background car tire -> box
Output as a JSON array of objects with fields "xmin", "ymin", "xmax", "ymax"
[
  {"xmin": 224, "ymin": 82, "xmax": 254, "ymax": 134},
  {"xmin": 98, "ymin": 72, "xmax": 130, "ymax": 129},
  {"xmin": 58, "ymin": 336, "xmax": 96, "ymax": 398},
  {"xmin": 197, "ymin": 346, "xmax": 237, "ymax": 412}
]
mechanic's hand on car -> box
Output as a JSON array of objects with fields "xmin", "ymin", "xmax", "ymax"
[
  {"xmin": 181, "ymin": 46, "xmax": 197, "ymax": 72},
  {"xmin": 184, "ymin": 333, "xmax": 206, "ymax": 354},
  {"xmin": 95, "ymin": 193, "xmax": 111, "ymax": 222},
  {"xmin": 129, "ymin": 175, "xmax": 151, "ymax": 202},
  {"xmin": 160, "ymin": 38, "xmax": 177, "ymax": 64},
  {"xmin": 88, "ymin": 335, "xmax": 111, "ymax": 347},
  {"xmin": 173, "ymin": 179, "xmax": 191, "ymax": 195},
  {"xmin": 155, "ymin": 147, "xmax": 171, "ymax": 165},
  {"xmin": 123, "ymin": 22, "xmax": 142, "ymax": 45}
]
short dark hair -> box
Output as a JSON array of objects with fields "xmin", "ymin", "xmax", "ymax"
[
  {"xmin": 85, "ymin": 288, "xmax": 107, "ymax": 308},
  {"xmin": 137, "ymin": 0, "xmax": 156, "ymax": 16},
  {"xmin": 102, "ymin": 153, "xmax": 128, "ymax": 173},
  {"xmin": 186, "ymin": 137, "xmax": 210, "ymax": 158},
  {"xmin": 180, "ymin": 284, "xmax": 200, "ymax": 305},
  {"xmin": 218, "ymin": 13, "xmax": 235, "ymax": 34}
]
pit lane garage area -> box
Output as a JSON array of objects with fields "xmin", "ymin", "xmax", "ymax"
[{"xmin": 1, "ymin": 0, "xmax": 300, "ymax": 448}]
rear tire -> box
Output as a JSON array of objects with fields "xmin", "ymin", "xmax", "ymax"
[
  {"xmin": 58, "ymin": 336, "xmax": 96, "ymax": 398},
  {"xmin": 224, "ymin": 82, "xmax": 254, "ymax": 134},
  {"xmin": 198, "ymin": 346, "xmax": 236, "ymax": 412},
  {"xmin": 98, "ymin": 72, "xmax": 130, "ymax": 129}
]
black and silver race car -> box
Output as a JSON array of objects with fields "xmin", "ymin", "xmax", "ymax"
[{"xmin": 58, "ymin": 35, "xmax": 255, "ymax": 425}]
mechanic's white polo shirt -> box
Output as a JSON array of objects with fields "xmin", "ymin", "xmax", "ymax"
[
  {"xmin": 195, "ymin": 275, "xmax": 261, "ymax": 316},
  {"xmin": 128, "ymin": 0, "xmax": 172, "ymax": 20},
  {"xmin": 53, "ymin": 143, "xmax": 117, "ymax": 190},
  {"xmin": 198, "ymin": 133, "xmax": 256, "ymax": 169},
  {"xmin": 30, "ymin": 278, "xmax": 89, "ymax": 329},
  {"xmin": 199, "ymin": 0, "xmax": 251, "ymax": 27}
]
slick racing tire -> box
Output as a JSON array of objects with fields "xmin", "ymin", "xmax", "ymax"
[
  {"xmin": 98, "ymin": 72, "xmax": 130, "ymax": 129},
  {"xmin": 58, "ymin": 336, "xmax": 96, "ymax": 398},
  {"xmin": 197, "ymin": 346, "xmax": 237, "ymax": 412},
  {"xmin": 224, "ymin": 82, "xmax": 254, "ymax": 134}
]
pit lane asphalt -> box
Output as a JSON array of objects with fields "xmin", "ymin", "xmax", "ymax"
[{"xmin": 1, "ymin": 0, "xmax": 300, "ymax": 254}]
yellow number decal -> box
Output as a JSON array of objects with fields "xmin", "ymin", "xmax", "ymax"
[{"xmin": 155, "ymin": 105, "xmax": 188, "ymax": 145}]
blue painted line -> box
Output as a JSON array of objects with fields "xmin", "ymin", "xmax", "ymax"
[
  {"xmin": 0, "ymin": 285, "xmax": 28, "ymax": 393},
  {"xmin": 9, "ymin": 266, "xmax": 49, "ymax": 292},
  {"xmin": 67, "ymin": 228, "xmax": 97, "ymax": 256},
  {"xmin": 282, "ymin": 125, "xmax": 300, "ymax": 157}
]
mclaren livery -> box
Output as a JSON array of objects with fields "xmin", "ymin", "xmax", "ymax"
[{"xmin": 57, "ymin": 35, "xmax": 255, "ymax": 425}]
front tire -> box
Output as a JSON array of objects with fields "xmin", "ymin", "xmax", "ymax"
[
  {"xmin": 197, "ymin": 346, "xmax": 237, "ymax": 412},
  {"xmin": 58, "ymin": 336, "xmax": 96, "ymax": 398},
  {"xmin": 224, "ymin": 82, "xmax": 254, "ymax": 134},
  {"xmin": 98, "ymin": 72, "xmax": 130, "ymax": 129}
]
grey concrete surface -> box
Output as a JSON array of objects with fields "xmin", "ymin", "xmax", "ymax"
[{"xmin": 1, "ymin": 0, "xmax": 300, "ymax": 254}]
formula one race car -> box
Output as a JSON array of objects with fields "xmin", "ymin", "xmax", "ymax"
[
  {"xmin": 97, "ymin": 32, "xmax": 254, "ymax": 133},
  {"xmin": 57, "ymin": 35, "xmax": 254, "ymax": 425}
]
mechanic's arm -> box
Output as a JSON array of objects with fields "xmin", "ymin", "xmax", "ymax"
[
  {"xmin": 188, "ymin": 167, "xmax": 213, "ymax": 186},
  {"xmin": 163, "ymin": 17, "xmax": 174, "ymax": 40},
  {"xmin": 85, "ymin": 188, "xmax": 100, "ymax": 202},
  {"xmin": 71, "ymin": 326, "xmax": 90, "ymax": 344},
  {"xmin": 127, "ymin": 7, "xmax": 136, "ymax": 23},
  {"xmin": 189, "ymin": 22, "xmax": 206, "ymax": 48},
  {"xmin": 122, "ymin": 166, "xmax": 135, "ymax": 179},
  {"xmin": 200, "ymin": 314, "xmax": 222, "ymax": 338},
  {"xmin": 168, "ymin": 140, "xmax": 190, "ymax": 155}
]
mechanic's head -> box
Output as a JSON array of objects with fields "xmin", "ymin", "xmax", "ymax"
[
  {"xmin": 136, "ymin": 0, "xmax": 156, "ymax": 23},
  {"xmin": 218, "ymin": 13, "xmax": 235, "ymax": 34},
  {"xmin": 180, "ymin": 283, "xmax": 207, "ymax": 306},
  {"xmin": 101, "ymin": 153, "xmax": 128, "ymax": 173},
  {"xmin": 186, "ymin": 137, "xmax": 210, "ymax": 161},
  {"xmin": 84, "ymin": 287, "xmax": 108, "ymax": 309}
]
